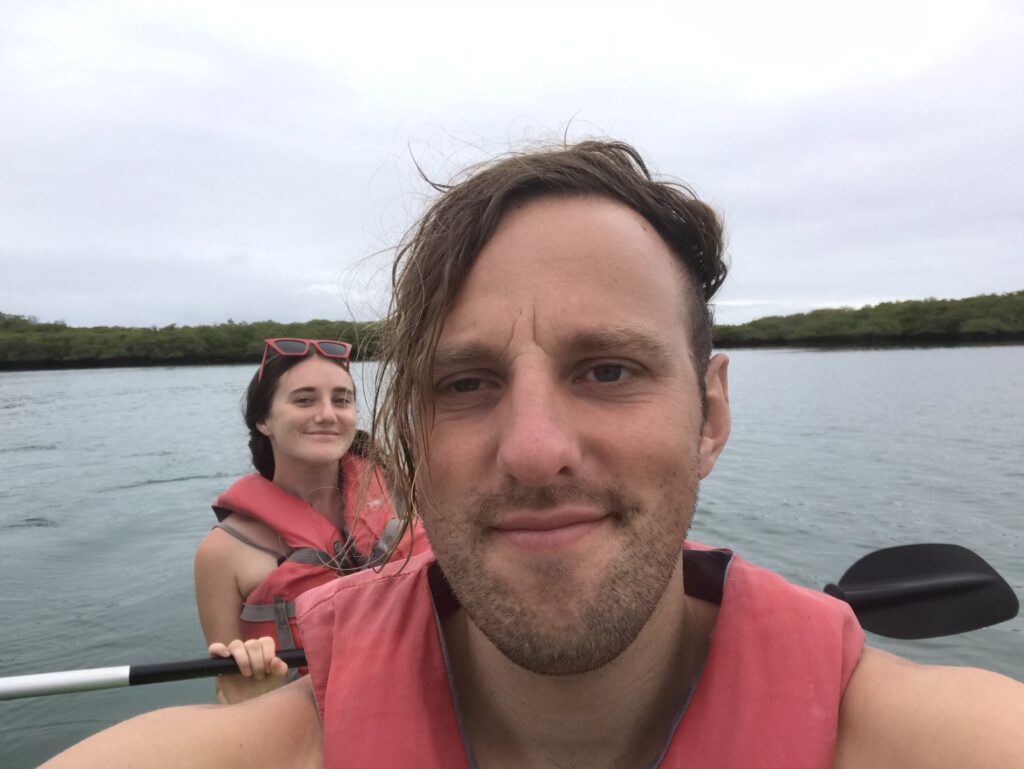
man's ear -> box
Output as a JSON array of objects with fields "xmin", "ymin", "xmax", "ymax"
[{"xmin": 698, "ymin": 353, "xmax": 731, "ymax": 479}]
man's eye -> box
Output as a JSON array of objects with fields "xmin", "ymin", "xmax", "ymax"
[
  {"xmin": 590, "ymin": 364, "xmax": 626, "ymax": 383},
  {"xmin": 450, "ymin": 378, "xmax": 483, "ymax": 393}
]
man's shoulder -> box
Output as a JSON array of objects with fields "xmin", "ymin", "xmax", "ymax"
[
  {"xmin": 711, "ymin": 547, "xmax": 864, "ymax": 632},
  {"xmin": 295, "ymin": 550, "xmax": 436, "ymax": 618},
  {"xmin": 294, "ymin": 551, "xmax": 445, "ymax": 736},
  {"xmin": 835, "ymin": 647, "xmax": 1024, "ymax": 769},
  {"xmin": 42, "ymin": 678, "xmax": 322, "ymax": 768}
]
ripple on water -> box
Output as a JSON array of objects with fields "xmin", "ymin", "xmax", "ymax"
[
  {"xmin": 0, "ymin": 443, "xmax": 58, "ymax": 454},
  {"xmin": 100, "ymin": 473, "xmax": 236, "ymax": 492},
  {"xmin": 0, "ymin": 516, "xmax": 58, "ymax": 530}
]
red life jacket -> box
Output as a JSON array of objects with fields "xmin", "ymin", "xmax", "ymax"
[
  {"xmin": 212, "ymin": 452, "xmax": 429, "ymax": 651},
  {"xmin": 296, "ymin": 542, "xmax": 864, "ymax": 768}
]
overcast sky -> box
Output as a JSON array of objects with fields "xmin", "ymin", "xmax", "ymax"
[{"xmin": 2, "ymin": 0, "xmax": 1022, "ymax": 327}]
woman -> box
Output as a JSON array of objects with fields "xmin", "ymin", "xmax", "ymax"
[{"xmin": 194, "ymin": 338, "xmax": 425, "ymax": 703}]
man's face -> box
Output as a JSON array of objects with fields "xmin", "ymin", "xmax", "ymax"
[{"xmin": 420, "ymin": 196, "xmax": 728, "ymax": 675}]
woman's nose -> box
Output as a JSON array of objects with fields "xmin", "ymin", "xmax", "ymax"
[{"xmin": 314, "ymin": 399, "xmax": 337, "ymax": 422}]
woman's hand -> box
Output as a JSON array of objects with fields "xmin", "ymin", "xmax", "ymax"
[{"xmin": 208, "ymin": 636, "xmax": 289, "ymax": 704}]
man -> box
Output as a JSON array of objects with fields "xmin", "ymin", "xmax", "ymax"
[{"xmin": 45, "ymin": 140, "xmax": 1023, "ymax": 768}]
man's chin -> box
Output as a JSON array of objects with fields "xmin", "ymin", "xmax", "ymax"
[
  {"xmin": 480, "ymin": 611, "xmax": 636, "ymax": 677},
  {"xmin": 486, "ymin": 547, "xmax": 611, "ymax": 591},
  {"xmin": 459, "ymin": 574, "xmax": 643, "ymax": 676}
]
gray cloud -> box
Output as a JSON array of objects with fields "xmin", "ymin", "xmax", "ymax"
[{"xmin": 1, "ymin": 1, "xmax": 1021, "ymax": 327}]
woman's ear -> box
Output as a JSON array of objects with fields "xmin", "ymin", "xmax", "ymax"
[
  {"xmin": 698, "ymin": 353, "xmax": 731, "ymax": 479},
  {"xmin": 256, "ymin": 421, "xmax": 271, "ymax": 437}
]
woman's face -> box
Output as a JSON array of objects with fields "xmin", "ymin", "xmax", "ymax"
[{"xmin": 256, "ymin": 356, "xmax": 357, "ymax": 471}]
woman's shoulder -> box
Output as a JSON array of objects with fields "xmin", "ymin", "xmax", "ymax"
[
  {"xmin": 195, "ymin": 514, "xmax": 283, "ymax": 597},
  {"xmin": 210, "ymin": 513, "xmax": 283, "ymax": 553}
]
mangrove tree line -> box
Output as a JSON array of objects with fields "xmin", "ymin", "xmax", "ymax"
[
  {"xmin": 0, "ymin": 316, "xmax": 381, "ymax": 370},
  {"xmin": 712, "ymin": 291, "xmax": 1023, "ymax": 348},
  {"xmin": 1, "ymin": 290, "xmax": 1021, "ymax": 370}
]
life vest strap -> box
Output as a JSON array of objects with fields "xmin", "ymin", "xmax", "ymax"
[
  {"xmin": 213, "ymin": 522, "xmax": 287, "ymax": 561},
  {"xmin": 215, "ymin": 524, "xmax": 370, "ymax": 574},
  {"xmin": 369, "ymin": 517, "xmax": 404, "ymax": 565},
  {"xmin": 240, "ymin": 601, "xmax": 297, "ymax": 622},
  {"xmin": 283, "ymin": 547, "xmax": 337, "ymax": 566}
]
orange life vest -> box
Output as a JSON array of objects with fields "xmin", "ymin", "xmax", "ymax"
[
  {"xmin": 296, "ymin": 543, "xmax": 864, "ymax": 767},
  {"xmin": 212, "ymin": 452, "xmax": 429, "ymax": 651}
]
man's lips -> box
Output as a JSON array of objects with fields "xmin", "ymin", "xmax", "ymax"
[
  {"xmin": 492, "ymin": 508, "xmax": 606, "ymax": 531},
  {"xmin": 490, "ymin": 508, "xmax": 608, "ymax": 552}
]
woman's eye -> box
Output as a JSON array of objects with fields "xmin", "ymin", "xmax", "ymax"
[{"xmin": 590, "ymin": 364, "xmax": 626, "ymax": 383}]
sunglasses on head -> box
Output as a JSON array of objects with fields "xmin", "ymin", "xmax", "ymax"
[{"xmin": 257, "ymin": 338, "xmax": 352, "ymax": 382}]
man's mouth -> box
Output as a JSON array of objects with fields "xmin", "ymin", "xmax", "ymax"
[
  {"xmin": 490, "ymin": 508, "xmax": 609, "ymax": 552},
  {"xmin": 492, "ymin": 508, "xmax": 606, "ymax": 531}
]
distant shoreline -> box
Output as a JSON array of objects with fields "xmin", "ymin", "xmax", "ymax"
[
  {"xmin": 2, "ymin": 290, "xmax": 1021, "ymax": 371},
  {"xmin": 713, "ymin": 335, "xmax": 1024, "ymax": 351},
  {"xmin": 712, "ymin": 291, "xmax": 1022, "ymax": 350},
  {"xmin": 2, "ymin": 338, "xmax": 1021, "ymax": 373}
]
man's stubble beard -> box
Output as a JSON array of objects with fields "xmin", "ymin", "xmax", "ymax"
[{"xmin": 423, "ymin": 472, "xmax": 697, "ymax": 676}]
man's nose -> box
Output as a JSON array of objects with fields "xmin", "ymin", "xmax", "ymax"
[{"xmin": 495, "ymin": 371, "xmax": 581, "ymax": 488}]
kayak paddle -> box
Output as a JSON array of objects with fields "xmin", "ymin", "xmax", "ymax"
[
  {"xmin": 825, "ymin": 543, "xmax": 1019, "ymax": 639},
  {"xmin": 0, "ymin": 648, "xmax": 308, "ymax": 701},
  {"xmin": 0, "ymin": 544, "xmax": 1017, "ymax": 699}
]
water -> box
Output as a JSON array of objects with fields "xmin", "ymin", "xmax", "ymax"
[{"xmin": 1, "ymin": 349, "xmax": 1022, "ymax": 766}]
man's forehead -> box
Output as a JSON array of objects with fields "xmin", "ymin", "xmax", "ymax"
[{"xmin": 430, "ymin": 197, "xmax": 693, "ymax": 362}]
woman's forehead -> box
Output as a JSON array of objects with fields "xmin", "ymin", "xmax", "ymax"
[{"xmin": 278, "ymin": 356, "xmax": 353, "ymax": 389}]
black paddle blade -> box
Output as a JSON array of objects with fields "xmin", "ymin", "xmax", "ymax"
[{"xmin": 823, "ymin": 544, "xmax": 1019, "ymax": 639}]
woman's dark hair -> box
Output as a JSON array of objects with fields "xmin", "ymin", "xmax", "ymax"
[{"xmin": 243, "ymin": 352, "xmax": 360, "ymax": 480}]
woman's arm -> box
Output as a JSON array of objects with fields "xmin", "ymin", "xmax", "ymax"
[{"xmin": 194, "ymin": 528, "xmax": 287, "ymax": 703}]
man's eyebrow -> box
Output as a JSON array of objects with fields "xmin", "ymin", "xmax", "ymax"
[
  {"xmin": 431, "ymin": 330, "xmax": 676, "ymax": 370},
  {"xmin": 567, "ymin": 329, "xmax": 676, "ymax": 364},
  {"xmin": 431, "ymin": 343, "xmax": 499, "ymax": 372}
]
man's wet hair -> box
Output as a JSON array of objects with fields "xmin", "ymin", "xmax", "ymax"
[{"xmin": 370, "ymin": 138, "xmax": 728, "ymax": 532}]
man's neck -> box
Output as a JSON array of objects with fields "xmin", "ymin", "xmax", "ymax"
[{"xmin": 442, "ymin": 558, "xmax": 718, "ymax": 769}]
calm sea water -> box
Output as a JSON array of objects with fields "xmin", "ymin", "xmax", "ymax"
[{"xmin": 1, "ymin": 349, "xmax": 1022, "ymax": 766}]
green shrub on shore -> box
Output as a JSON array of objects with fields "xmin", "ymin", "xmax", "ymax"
[
  {"xmin": 2, "ymin": 290, "xmax": 1022, "ymax": 369},
  {"xmin": 712, "ymin": 291, "xmax": 1024, "ymax": 348},
  {"xmin": 0, "ymin": 315, "xmax": 382, "ymax": 370}
]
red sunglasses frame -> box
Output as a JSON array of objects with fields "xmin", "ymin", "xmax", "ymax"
[{"xmin": 257, "ymin": 338, "xmax": 352, "ymax": 382}]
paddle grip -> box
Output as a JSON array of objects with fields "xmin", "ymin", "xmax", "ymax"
[{"xmin": 129, "ymin": 648, "xmax": 308, "ymax": 685}]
